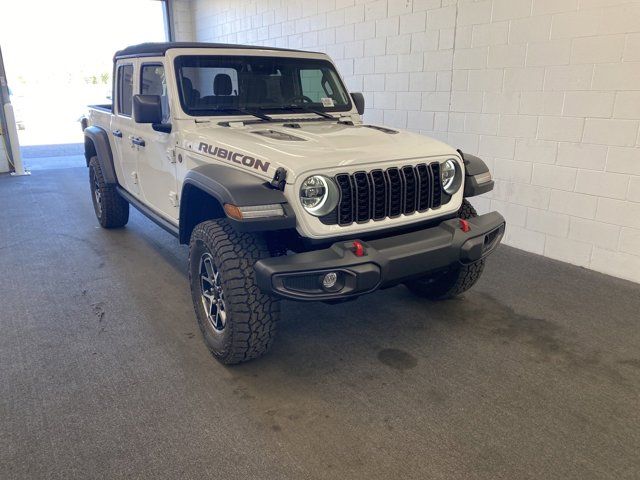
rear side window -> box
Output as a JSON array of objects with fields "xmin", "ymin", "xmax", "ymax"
[
  {"xmin": 141, "ymin": 64, "xmax": 170, "ymax": 123},
  {"xmin": 117, "ymin": 64, "xmax": 134, "ymax": 116}
]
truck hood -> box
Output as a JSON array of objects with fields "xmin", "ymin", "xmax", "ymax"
[{"xmin": 181, "ymin": 119, "xmax": 458, "ymax": 182}]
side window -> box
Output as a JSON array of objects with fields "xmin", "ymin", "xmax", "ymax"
[
  {"xmin": 117, "ymin": 64, "xmax": 134, "ymax": 116},
  {"xmin": 141, "ymin": 64, "xmax": 170, "ymax": 123}
]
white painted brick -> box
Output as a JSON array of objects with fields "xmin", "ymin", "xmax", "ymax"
[
  {"xmin": 465, "ymin": 113, "xmax": 500, "ymax": 135},
  {"xmin": 344, "ymin": 40, "xmax": 364, "ymax": 58},
  {"xmin": 421, "ymin": 92, "xmax": 451, "ymax": 112},
  {"xmin": 414, "ymin": 0, "xmax": 441, "ymax": 12},
  {"xmin": 427, "ymin": 6, "xmax": 457, "ymax": 30},
  {"xmin": 398, "ymin": 53, "xmax": 424, "ymax": 72},
  {"xmin": 483, "ymin": 92, "xmax": 521, "ymax": 114},
  {"xmin": 384, "ymin": 109, "xmax": 408, "ymax": 128},
  {"xmin": 599, "ymin": 4, "xmax": 640, "ymax": 36},
  {"xmin": 409, "ymin": 72, "xmax": 437, "ymax": 91},
  {"xmin": 544, "ymin": 65, "xmax": 594, "ymax": 91},
  {"xmin": 583, "ymin": 119, "xmax": 639, "ymax": 147},
  {"xmin": 596, "ymin": 198, "xmax": 640, "ymax": 229},
  {"xmin": 509, "ymin": 15, "xmax": 552, "ymax": 44},
  {"xmin": 326, "ymin": 9, "xmax": 345, "ymax": 27},
  {"xmin": 452, "ymin": 70, "xmax": 469, "ymax": 91},
  {"xmin": 439, "ymin": 28, "xmax": 455, "ymax": 50},
  {"xmin": 569, "ymin": 218, "xmax": 620, "ymax": 250},
  {"xmin": 550, "ymin": 9, "xmax": 603, "ymax": 40},
  {"xmin": 376, "ymin": 17, "xmax": 399, "ymax": 37},
  {"xmin": 593, "ymin": 63, "xmax": 640, "ymax": 91},
  {"xmin": 527, "ymin": 40, "xmax": 571, "ymax": 67},
  {"xmin": 527, "ymin": 208, "xmax": 570, "ymax": 236},
  {"xmin": 436, "ymin": 71, "xmax": 452, "ymax": 91},
  {"xmin": 487, "ymin": 44, "xmax": 527, "ymax": 68},
  {"xmin": 494, "ymin": 180, "xmax": 551, "ymax": 208},
  {"xmin": 557, "ymin": 143, "xmax": 607, "ymax": 171},
  {"xmin": 400, "ymin": 11, "xmax": 427, "ymax": 34},
  {"xmin": 570, "ymin": 35, "xmax": 625, "ymax": 64},
  {"xmin": 453, "ymin": 47, "xmax": 488, "ymax": 70},
  {"xmin": 515, "ymin": 139, "xmax": 558, "ymax": 164},
  {"xmin": 532, "ymin": 0, "xmax": 578, "ymax": 16},
  {"xmin": 411, "ymin": 31, "xmax": 439, "ymax": 52},
  {"xmin": 407, "ymin": 110, "xmax": 435, "ymax": 131},
  {"xmin": 549, "ymin": 190, "xmax": 598, "ymax": 219},
  {"xmin": 545, "ymin": 236, "xmax": 592, "ymax": 266},
  {"xmin": 506, "ymin": 225, "xmax": 546, "ymax": 254},
  {"xmin": 624, "ymin": 33, "xmax": 640, "ymax": 62},
  {"xmin": 538, "ymin": 116, "xmax": 584, "ymax": 142},
  {"xmin": 389, "ymin": 0, "xmax": 413, "ymax": 17},
  {"xmin": 424, "ymin": 50, "xmax": 453, "ymax": 71},
  {"xmin": 458, "ymin": 1, "xmax": 492, "ymax": 26},
  {"xmin": 363, "ymin": 73, "xmax": 385, "ymax": 91},
  {"xmin": 503, "ymin": 68, "xmax": 545, "ymax": 91},
  {"xmin": 619, "ymin": 228, "xmax": 640, "ymax": 255},
  {"xmin": 607, "ymin": 147, "xmax": 640, "ymax": 177},
  {"xmin": 385, "ymin": 72, "xmax": 409, "ymax": 91},
  {"xmin": 364, "ymin": 37, "xmax": 386, "ymax": 56},
  {"xmin": 373, "ymin": 91, "xmax": 396, "ymax": 109},
  {"xmin": 472, "ymin": 22, "xmax": 509, "ymax": 47},
  {"xmin": 590, "ymin": 248, "xmax": 640, "ymax": 284},
  {"xmin": 563, "ymin": 91, "xmax": 615, "ymax": 118},
  {"xmin": 447, "ymin": 132, "xmax": 480, "ymax": 154},
  {"xmin": 455, "ymin": 26, "xmax": 473, "ymax": 49},
  {"xmin": 466, "ymin": 70, "xmax": 502, "ymax": 93},
  {"xmin": 479, "ymin": 135, "xmax": 516, "ymax": 158},
  {"xmin": 354, "ymin": 56, "xmax": 375, "ymax": 74},
  {"xmin": 498, "ymin": 115, "xmax": 538, "ymax": 138},
  {"xmin": 613, "ymin": 92, "xmax": 640, "ymax": 120},
  {"xmin": 627, "ymin": 176, "xmax": 640, "ymax": 203},
  {"xmin": 519, "ymin": 92, "xmax": 564, "ymax": 115},
  {"xmin": 344, "ymin": 4, "xmax": 365, "ymax": 24},
  {"xmin": 364, "ymin": 0, "xmax": 387, "ymax": 21},
  {"xmin": 434, "ymin": 112, "xmax": 450, "ymax": 132},
  {"xmin": 451, "ymin": 92, "xmax": 483, "ymax": 113},
  {"xmin": 493, "ymin": 0, "xmax": 533, "ymax": 21},
  {"xmin": 449, "ymin": 113, "xmax": 466, "ymax": 132},
  {"xmin": 531, "ymin": 164, "xmax": 577, "ymax": 190},
  {"xmin": 396, "ymin": 92, "xmax": 422, "ymax": 111},
  {"xmin": 387, "ymin": 35, "xmax": 411, "ymax": 55},
  {"xmin": 355, "ymin": 21, "xmax": 376, "ymax": 40},
  {"xmin": 374, "ymin": 55, "xmax": 398, "ymax": 73},
  {"xmin": 494, "ymin": 158, "xmax": 533, "ymax": 183}
]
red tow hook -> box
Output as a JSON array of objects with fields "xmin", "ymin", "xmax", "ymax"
[
  {"xmin": 459, "ymin": 219, "xmax": 471, "ymax": 233},
  {"xmin": 352, "ymin": 240, "xmax": 365, "ymax": 257}
]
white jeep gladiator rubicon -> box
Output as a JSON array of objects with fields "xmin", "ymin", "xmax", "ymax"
[{"xmin": 84, "ymin": 42, "xmax": 505, "ymax": 364}]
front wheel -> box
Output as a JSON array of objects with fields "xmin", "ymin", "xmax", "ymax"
[
  {"xmin": 404, "ymin": 200, "xmax": 486, "ymax": 300},
  {"xmin": 189, "ymin": 219, "xmax": 279, "ymax": 365}
]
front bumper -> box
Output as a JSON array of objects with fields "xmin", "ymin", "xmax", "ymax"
[{"xmin": 255, "ymin": 212, "xmax": 505, "ymax": 301}]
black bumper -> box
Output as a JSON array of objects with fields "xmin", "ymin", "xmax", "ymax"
[{"xmin": 255, "ymin": 212, "xmax": 505, "ymax": 301}]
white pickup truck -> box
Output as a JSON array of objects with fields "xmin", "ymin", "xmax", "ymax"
[{"xmin": 84, "ymin": 42, "xmax": 504, "ymax": 364}]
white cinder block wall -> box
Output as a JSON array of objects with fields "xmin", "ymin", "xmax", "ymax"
[{"xmin": 174, "ymin": 0, "xmax": 640, "ymax": 283}]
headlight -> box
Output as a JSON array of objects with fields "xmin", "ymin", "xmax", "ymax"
[
  {"xmin": 300, "ymin": 175, "xmax": 339, "ymax": 216},
  {"xmin": 441, "ymin": 159, "xmax": 462, "ymax": 195}
]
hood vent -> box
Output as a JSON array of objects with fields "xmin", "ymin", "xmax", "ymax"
[
  {"xmin": 362, "ymin": 125, "xmax": 399, "ymax": 134},
  {"xmin": 252, "ymin": 130, "xmax": 306, "ymax": 141}
]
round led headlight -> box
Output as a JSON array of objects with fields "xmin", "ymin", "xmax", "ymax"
[
  {"xmin": 441, "ymin": 159, "xmax": 462, "ymax": 195},
  {"xmin": 300, "ymin": 175, "xmax": 339, "ymax": 216}
]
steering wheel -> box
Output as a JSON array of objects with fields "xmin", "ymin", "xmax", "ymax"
[{"xmin": 287, "ymin": 95, "xmax": 314, "ymax": 104}]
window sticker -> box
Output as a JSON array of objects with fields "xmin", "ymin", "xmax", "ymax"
[{"xmin": 321, "ymin": 97, "xmax": 335, "ymax": 107}]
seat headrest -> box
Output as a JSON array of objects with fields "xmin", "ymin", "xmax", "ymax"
[{"xmin": 214, "ymin": 74, "xmax": 232, "ymax": 96}]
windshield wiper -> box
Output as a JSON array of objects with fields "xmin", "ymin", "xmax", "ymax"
[
  {"xmin": 262, "ymin": 104, "xmax": 337, "ymax": 119},
  {"xmin": 189, "ymin": 107, "xmax": 273, "ymax": 122}
]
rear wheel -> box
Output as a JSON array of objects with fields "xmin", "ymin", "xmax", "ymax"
[
  {"xmin": 89, "ymin": 156, "xmax": 129, "ymax": 228},
  {"xmin": 404, "ymin": 199, "xmax": 486, "ymax": 300},
  {"xmin": 189, "ymin": 219, "xmax": 279, "ymax": 365}
]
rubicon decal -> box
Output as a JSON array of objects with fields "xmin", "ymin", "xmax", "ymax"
[{"xmin": 198, "ymin": 142, "xmax": 270, "ymax": 173}]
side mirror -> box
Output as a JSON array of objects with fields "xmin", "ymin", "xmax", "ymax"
[
  {"xmin": 351, "ymin": 92, "xmax": 365, "ymax": 115},
  {"xmin": 133, "ymin": 94, "xmax": 162, "ymax": 124}
]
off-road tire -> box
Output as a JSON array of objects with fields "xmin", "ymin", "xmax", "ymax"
[
  {"xmin": 189, "ymin": 219, "xmax": 279, "ymax": 365},
  {"xmin": 404, "ymin": 199, "xmax": 486, "ymax": 300},
  {"xmin": 89, "ymin": 156, "xmax": 129, "ymax": 228}
]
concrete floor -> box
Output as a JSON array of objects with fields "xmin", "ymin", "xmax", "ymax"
[{"xmin": 1, "ymin": 166, "xmax": 639, "ymax": 480}]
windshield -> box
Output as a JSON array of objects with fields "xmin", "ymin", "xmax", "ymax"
[{"xmin": 175, "ymin": 55, "xmax": 352, "ymax": 117}]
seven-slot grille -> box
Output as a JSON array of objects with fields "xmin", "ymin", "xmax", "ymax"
[{"xmin": 329, "ymin": 163, "xmax": 443, "ymax": 226}]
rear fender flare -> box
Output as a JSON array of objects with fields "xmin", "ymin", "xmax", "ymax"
[{"xmin": 84, "ymin": 126, "xmax": 117, "ymax": 185}]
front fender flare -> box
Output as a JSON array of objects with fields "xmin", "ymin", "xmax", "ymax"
[
  {"xmin": 458, "ymin": 150, "xmax": 494, "ymax": 197},
  {"xmin": 180, "ymin": 164, "xmax": 296, "ymax": 239}
]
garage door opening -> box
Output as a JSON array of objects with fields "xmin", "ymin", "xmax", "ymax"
[{"xmin": 0, "ymin": 0, "xmax": 170, "ymax": 171}]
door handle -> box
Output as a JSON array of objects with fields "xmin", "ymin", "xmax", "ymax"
[
  {"xmin": 112, "ymin": 129, "xmax": 122, "ymax": 138},
  {"xmin": 131, "ymin": 137, "xmax": 146, "ymax": 147}
]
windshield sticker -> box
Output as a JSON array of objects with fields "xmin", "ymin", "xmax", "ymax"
[
  {"xmin": 197, "ymin": 142, "xmax": 270, "ymax": 173},
  {"xmin": 321, "ymin": 97, "xmax": 335, "ymax": 107}
]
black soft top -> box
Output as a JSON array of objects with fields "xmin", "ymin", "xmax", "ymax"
[{"xmin": 114, "ymin": 42, "xmax": 315, "ymax": 60}]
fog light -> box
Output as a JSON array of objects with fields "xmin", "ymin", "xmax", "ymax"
[{"xmin": 322, "ymin": 272, "xmax": 338, "ymax": 289}]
